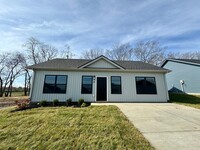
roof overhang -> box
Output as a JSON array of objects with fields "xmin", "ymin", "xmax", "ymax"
[
  {"xmin": 161, "ymin": 59, "xmax": 200, "ymax": 67},
  {"xmin": 29, "ymin": 67, "xmax": 169, "ymax": 73}
]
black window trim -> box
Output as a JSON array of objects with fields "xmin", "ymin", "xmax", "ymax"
[
  {"xmin": 111, "ymin": 76, "xmax": 122, "ymax": 94},
  {"xmin": 81, "ymin": 75, "xmax": 93, "ymax": 94},
  {"xmin": 135, "ymin": 76, "xmax": 157, "ymax": 95},
  {"xmin": 43, "ymin": 75, "xmax": 68, "ymax": 94}
]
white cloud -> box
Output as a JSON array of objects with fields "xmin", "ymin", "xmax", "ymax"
[
  {"xmin": 1, "ymin": 0, "xmax": 200, "ymax": 86},
  {"xmin": 0, "ymin": 0, "xmax": 200, "ymax": 53}
]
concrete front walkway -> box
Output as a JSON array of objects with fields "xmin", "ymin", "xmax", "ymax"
[{"xmin": 93, "ymin": 103, "xmax": 200, "ymax": 150}]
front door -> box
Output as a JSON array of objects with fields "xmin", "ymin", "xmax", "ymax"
[{"xmin": 97, "ymin": 77, "xmax": 107, "ymax": 101}]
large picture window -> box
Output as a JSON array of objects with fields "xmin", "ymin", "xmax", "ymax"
[
  {"xmin": 111, "ymin": 76, "xmax": 122, "ymax": 94},
  {"xmin": 43, "ymin": 75, "xmax": 67, "ymax": 93},
  {"xmin": 136, "ymin": 77, "xmax": 157, "ymax": 94},
  {"xmin": 81, "ymin": 76, "xmax": 93, "ymax": 94}
]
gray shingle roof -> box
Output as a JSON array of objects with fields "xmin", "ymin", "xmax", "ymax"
[{"xmin": 27, "ymin": 58, "xmax": 168, "ymax": 72}]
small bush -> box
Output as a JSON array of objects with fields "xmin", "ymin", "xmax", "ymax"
[
  {"xmin": 15, "ymin": 99, "xmax": 30, "ymax": 109},
  {"xmin": 81, "ymin": 102, "xmax": 87, "ymax": 107},
  {"xmin": 53, "ymin": 99, "xmax": 59, "ymax": 106},
  {"xmin": 66, "ymin": 98, "xmax": 72, "ymax": 106},
  {"xmin": 78, "ymin": 98, "xmax": 84, "ymax": 106},
  {"xmin": 40, "ymin": 100, "xmax": 47, "ymax": 107}
]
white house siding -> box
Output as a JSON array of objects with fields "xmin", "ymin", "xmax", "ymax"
[
  {"xmin": 86, "ymin": 59, "xmax": 118, "ymax": 69},
  {"xmin": 31, "ymin": 70, "xmax": 168, "ymax": 102}
]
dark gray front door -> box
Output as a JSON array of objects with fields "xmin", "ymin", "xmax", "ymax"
[{"xmin": 97, "ymin": 77, "xmax": 107, "ymax": 101}]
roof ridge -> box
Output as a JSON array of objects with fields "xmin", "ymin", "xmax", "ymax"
[{"xmin": 54, "ymin": 58, "xmax": 144, "ymax": 63}]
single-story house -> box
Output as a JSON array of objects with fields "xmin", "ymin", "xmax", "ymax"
[
  {"xmin": 161, "ymin": 59, "xmax": 200, "ymax": 94},
  {"xmin": 27, "ymin": 55, "xmax": 170, "ymax": 102}
]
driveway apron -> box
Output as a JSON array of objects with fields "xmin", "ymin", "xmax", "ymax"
[{"xmin": 114, "ymin": 103, "xmax": 200, "ymax": 150}]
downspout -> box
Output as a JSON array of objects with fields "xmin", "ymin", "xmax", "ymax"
[{"xmin": 164, "ymin": 74, "xmax": 169, "ymax": 101}]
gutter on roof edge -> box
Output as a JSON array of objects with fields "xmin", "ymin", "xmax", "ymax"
[
  {"xmin": 161, "ymin": 59, "xmax": 200, "ymax": 67},
  {"xmin": 27, "ymin": 67, "xmax": 170, "ymax": 73}
]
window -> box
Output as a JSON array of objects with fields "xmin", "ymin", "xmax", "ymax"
[
  {"xmin": 81, "ymin": 76, "xmax": 93, "ymax": 94},
  {"xmin": 135, "ymin": 77, "xmax": 157, "ymax": 94},
  {"xmin": 43, "ymin": 75, "xmax": 67, "ymax": 93},
  {"xmin": 111, "ymin": 76, "xmax": 122, "ymax": 94}
]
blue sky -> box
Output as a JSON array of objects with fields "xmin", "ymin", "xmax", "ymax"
[
  {"xmin": 1, "ymin": 0, "xmax": 200, "ymax": 55},
  {"xmin": 1, "ymin": 0, "xmax": 200, "ymax": 86}
]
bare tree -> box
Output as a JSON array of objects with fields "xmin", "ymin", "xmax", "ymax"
[
  {"xmin": 133, "ymin": 40, "xmax": 166, "ymax": 65},
  {"xmin": 24, "ymin": 69, "xmax": 31, "ymax": 96},
  {"xmin": 1, "ymin": 37, "xmax": 77, "ymax": 97},
  {"xmin": 0, "ymin": 52, "xmax": 26, "ymax": 97},
  {"xmin": 195, "ymin": 51, "xmax": 200, "ymax": 59},
  {"xmin": 106, "ymin": 43, "xmax": 133, "ymax": 60},
  {"xmin": 0, "ymin": 53, "xmax": 9, "ymax": 96},
  {"xmin": 23, "ymin": 37, "xmax": 59, "ymax": 96},
  {"xmin": 23, "ymin": 37, "xmax": 40, "ymax": 64},
  {"xmin": 167, "ymin": 51, "xmax": 200, "ymax": 59},
  {"xmin": 23, "ymin": 37, "xmax": 58, "ymax": 64},
  {"xmin": 0, "ymin": 53, "xmax": 8, "ymax": 76},
  {"xmin": 40, "ymin": 43, "xmax": 58, "ymax": 61},
  {"xmin": 60, "ymin": 44, "xmax": 75, "ymax": 59},
  {"xmin": 81, "ymin": 49, "xmax": 104, "ymax": 59},
  {"xmin": 23, "ymin": 59, "xmax": 32, "ymax": 96}
]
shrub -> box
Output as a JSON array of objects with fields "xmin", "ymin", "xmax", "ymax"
[
  {"xmin": 40, "ymin": 100, "xmax": 47, "ymax": 107},
  {"xmin": 66, "ymin": 98, "xmax": 72, "ymax": 106},
  {"xmin": 78, "ymin": 98, "xmax": 84, "ymax": 106},
  {"xmin": 15, "ymin": 99, "xmax": 30, "ymax": 110},
  {"xmin": 53, "ymin": 99, "xmax": 59, "ymax": 106},
  {"xmin": 81, "ymin": 102, "xmax": 87, "ymax": 107}
]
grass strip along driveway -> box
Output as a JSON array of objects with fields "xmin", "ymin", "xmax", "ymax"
[
  {"xmin": 170, "ymin": 93, "xmax": 200, "ymax": 109},
  {"xmin": 0, "ymin": 106, "xmax": 153, "ymax": 150}
]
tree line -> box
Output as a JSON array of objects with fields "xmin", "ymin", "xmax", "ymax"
[
  {"xmin": 81, "ymin": 41, "xmax": 200, "ymax": 65},
  {"xmin": 0, "ymin": 37, "xmax": 72, "ymax": 97},
  {"xmin": 0, "ymin": 37, "xmax": 200, "ymax": 97}
]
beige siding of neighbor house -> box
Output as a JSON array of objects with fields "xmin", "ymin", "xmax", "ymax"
[{"xmin": 30, "ymin": 70, "xmax": 169, "ymax": 102}]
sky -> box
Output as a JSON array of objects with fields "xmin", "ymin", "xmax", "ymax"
[{"xmin": 0, "ymin": 0, "xmax": 200, "ymax": 86}]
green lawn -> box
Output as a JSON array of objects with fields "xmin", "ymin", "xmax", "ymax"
[
  {"xmin": 11, "ymin": 91, "xmax": 25, "ymax": 97},
  {"xmin": 0, "ymin": 106, "xmax": 153, "ymax": 150},
  {"xmin": 169, "ymin": 93, "xmax": 200, "ymax": 109},
  {"xmin": 1, "ymin": 91, "xmax": 25, "ymax": 97}
]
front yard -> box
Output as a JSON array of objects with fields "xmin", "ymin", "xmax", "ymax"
[
  {"xmin": 0, "ymin": 106, "xmax": 153, "ymax": 149},
  {"xmin": 169, "ymin": 93, "xmax": 200, "ymax": 109}
]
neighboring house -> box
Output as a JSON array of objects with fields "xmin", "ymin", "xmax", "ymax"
[
  {"xmin": 27, "ymin": 55, "xmax": 169, "ymax": 102},
  {"xmin": 161, "ymin": 59, "xmax": 200, "ymax": 94}
]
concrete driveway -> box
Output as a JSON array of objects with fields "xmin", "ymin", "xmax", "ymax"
[{"xmin": 114, "ymin": 103, "xmax": 200, "ymax": 150}]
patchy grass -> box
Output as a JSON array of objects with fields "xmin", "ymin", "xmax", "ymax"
[
  {"xmin": 169, "ymin": 93, "xmax": 200, "ymax": 109},
  {"xmin": 0, "ymin": 106, "xmax": 154, "ymax": 150},
  {"xmin": 0, "ymin": 96, "xmax": 28, "ymax": 102},
  {"xmin": 0, "ymin": 94, "xmax": 28, "ymax": 107},
  {"xmin": 0, "ymin": 91, "xmax": 28, "ymax": 102},
  {"xmin": 1, "ymin": 91, "xmax": 24, "ymax": 97}
]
